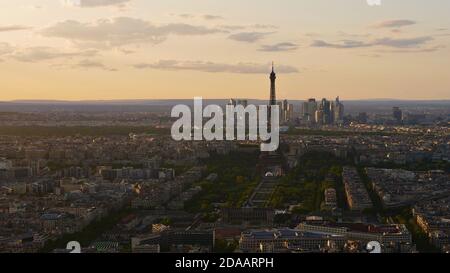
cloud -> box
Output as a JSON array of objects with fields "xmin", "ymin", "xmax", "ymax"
[
  {"xmin": 119, "ymin": 48, "xmax": 135, "ymax": 54},
  {"xmin": 0, "ymin": 43, "xmax": 116, "ymax": 69},
  {"xmin": 304, "ymin": 32, "xmax": 321, "ymax": 37},
  {"xmin": 202, "ymin": 15, "xmax": 224, "ymax": 20},
  {"xmin": 73, "ymin": 59, "xmax": 117, "ymax": 71},
  {"xmin": 42, "ymin": 17, "xmax": 224, "ymax": 47},
  {"xmin": 358, "ymin": 53, "xmax": 382, "ymax": 58},
  {"xmin": 252, "ymin": 24, "xmax": 278, "ymax": 29},
  {"xmin": 377, "ymin": 45, "xmax": 445, "ymax": 53},
  {"xmin": 171, "ymin": 13, "xmax": 223, "ymax": 20},
  {"xmin": 219, "ymin": 25, "xmax": 247, "ymax": 31},
  {"xmin": 373, "ymin": 36, "xmax": 433, "ymax": 48},
  {"xmin": 176, "ymin": 13, "xmax": 195, "ymax": 19},
  {"xmin": 133, "ymin": 60, "xmax": 298, "ymax": 74},
  {"xmin": 218, "ymin": 24, "xmax": 278, "ymax": 31},
  {"xmin": 1, "ymin": 43, "xmax": 99, "ymax": 63},
  {"xmin": 62, "ymin": 0, "xmax": 131, "ymax": 8},
  {"xmin": 259, "ymin": 42, "xmax": 298, "ymax": 52},
  {"xmin": 435, "ymin": 33, "xmax": 450, "ymax": 37},
  {"xmin": 23, "ymin": 4, "xmax": 43, "ymax": 10},
  {"xmin": 311, "ymin": 36, "xmax": 434, "ymax": 49},
  {"xmin": 259, "ymin": 42, "xmax": 299, "ymax": 52},
  {"xmin": 311, "ymin": 39, "xmax": 372, "ymax": 49},
  {"xmin": 372, "ymin": 19, "xmax": 417, "ymax": 28},
  {"xmin": 337, "ymin": 31, "xmax": 371, "ymax": 38},
  {"xmin": 0, "ymin": 43, "xmax": 14, "ymax": 56},
  {"xmin": 11, "ymin": 47, "xmax": 98, "ymax": 62},
  {"xmin": 228, "ymin": 32, "xmax": 274, "ymax": 43},
  {"xmin": 0, "ymin": 25, "xmax": 32, "ymax": 32}
]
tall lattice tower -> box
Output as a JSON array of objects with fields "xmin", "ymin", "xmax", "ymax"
[{"xmin": 270, "ymin": 62, "xmax": 277, "ymax": 106}]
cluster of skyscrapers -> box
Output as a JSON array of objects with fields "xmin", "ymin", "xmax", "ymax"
[
  {"xmin": 228, "ymin": 64, "xmax": 294, "ymax": 125},
  {"xmin": 228, "ymin": 65, "xmax": 343, "ymax": 126},
  {"xmin": 301, "ymin": 97, "xmax": 345, "ymax": 125},
  {"xmin": 228, "ymin": 99, "xmax": 294, "ymax": 124}
]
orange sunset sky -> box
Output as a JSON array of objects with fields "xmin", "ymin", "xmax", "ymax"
[{"xmin": 0, "ymin": 0, "xmax": 450, "ymax": 101}]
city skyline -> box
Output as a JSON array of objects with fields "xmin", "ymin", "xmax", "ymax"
[
  {"xmin": 1, "ymin": 0, "xmax": 450, "ymax": 100},
  {"xmin": 1, "ymin": 1, "xmax": 450, "ymax": 258}
]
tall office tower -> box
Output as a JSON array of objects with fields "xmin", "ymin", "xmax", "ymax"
[
  {"xmin": 277, "ymin": 101, "xmax": 284, "ymax": 122},
  {"xmin": 321, "ymin": 98, "xmax": 332, "ymax": 124},
  {"xmin": 393, "ymin": 107, "xmax": 403, "ymax": 123},
  {"xmin": 302, "ymin": 98, "xmax": 317, "ymax": 123},
  {"xmin": 287, "ymin": 103, "xmax": 294, "ymax": 122},
  {"xmin": 333, "ymin": 96, "xmax": 345, "ymax": 124},
  {"xmin": 282, "ymin": 99, "xmax": 289, "ymax": 110},
  {"xmin": 301, "ymin": 101, "xmax": 309, "ymax": 120},
  {"xmin": 315, "ymin": 109, "xmax": 324, "ymax": 125},
  {"xmin": 330, "ymin": 100, "xmax": 335, "ymax": 123},
  {"xmin": 279, "ymin": 99, "xmax": 289, "ymax": 123}
]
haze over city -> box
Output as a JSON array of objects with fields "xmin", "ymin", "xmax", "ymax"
[{"xmin": 1, "ymin": 0, "xmax": 450, "ymax": 101}]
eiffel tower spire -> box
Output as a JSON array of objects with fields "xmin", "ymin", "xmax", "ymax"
[{"xmin": 270, "ymin": 62, "xmax": 276, "ymax": 106}]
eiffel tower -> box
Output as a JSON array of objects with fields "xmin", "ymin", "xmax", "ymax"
[{"xmin": 257, "ymin": 63, "xmax": 284, "ymax": 177}]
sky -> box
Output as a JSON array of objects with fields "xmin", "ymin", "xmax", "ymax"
[{"xmin": 0, "ymin": 0, "xmax": 449, "ymax": 101}]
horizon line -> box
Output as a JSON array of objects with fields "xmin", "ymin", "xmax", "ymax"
[{"xmin": 2, "ymin": 98, "xmax": 450, "ymax": 103}]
